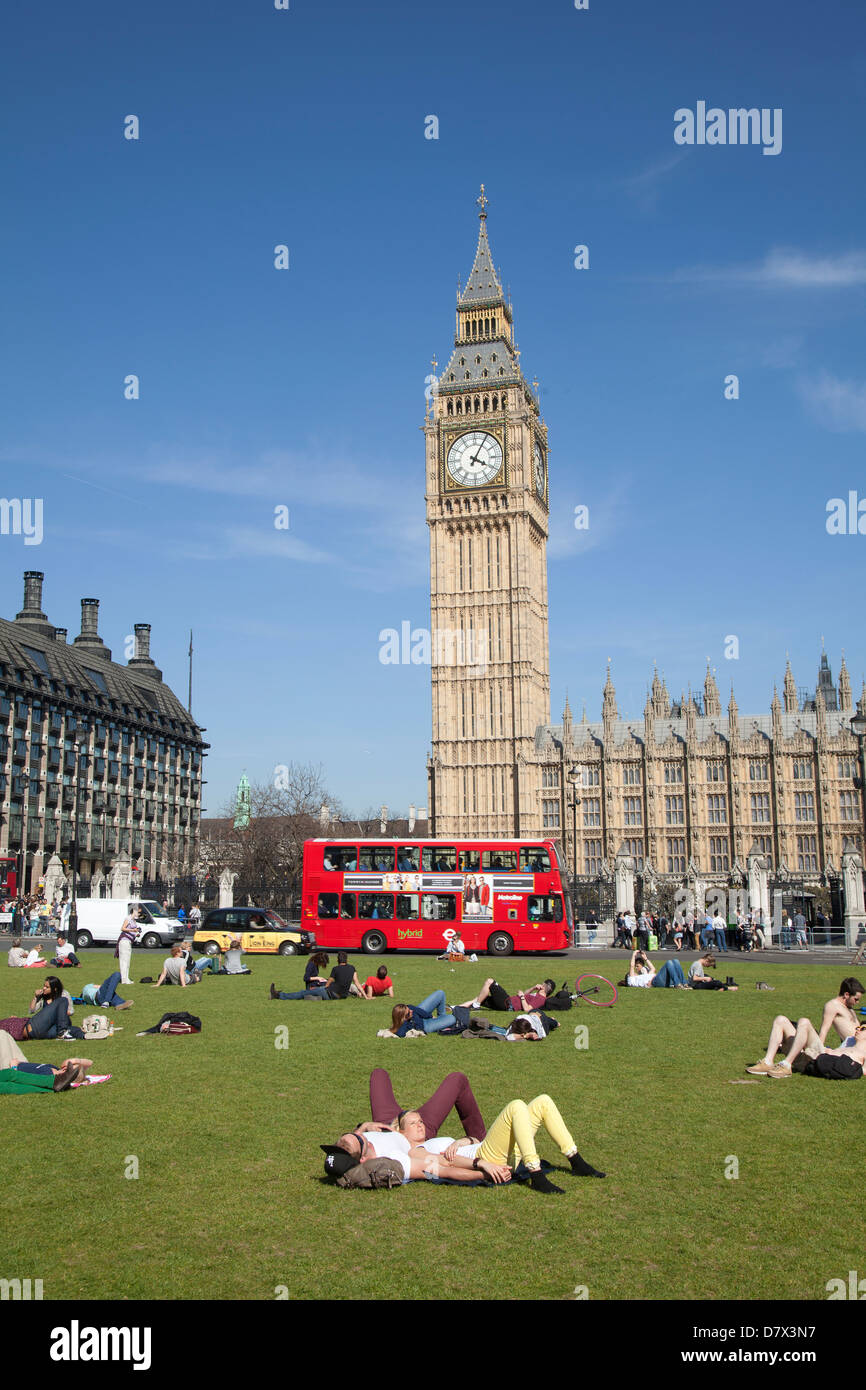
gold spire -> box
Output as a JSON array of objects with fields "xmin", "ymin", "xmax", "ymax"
[{"xmin": 476, "ymin": 183, "xmax": 488, "ymax": 220}]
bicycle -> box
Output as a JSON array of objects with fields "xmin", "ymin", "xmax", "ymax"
[{"xmin": 571, "ymin": 972, "xmax": 617, "ymax": 1007}]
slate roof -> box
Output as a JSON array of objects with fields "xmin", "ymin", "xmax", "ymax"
[
  {"xmin": 438, "ymin": 338, "xmax": 523, "ymax": 392},
  {"xmin": 0, "ymin": 618, "xmax": 203, "ymax": 742},
  {"xmin": 459, "ymin": 220, "xmax": 505, "ymax": 307}
]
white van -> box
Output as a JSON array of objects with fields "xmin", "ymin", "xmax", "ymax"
[{"xmin": 59, "ymin": 899, "xmax": 186, "ymax": 950}]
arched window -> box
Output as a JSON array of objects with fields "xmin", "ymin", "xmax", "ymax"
[
  {"xmin": 483, "ymin": 396, "xmax": 489, "ymax": 411},
  {"xmin": 492, "ymin": 394, "xmax": 498, "ymax": 410},
  {"xmin": 456, "ymin": 397, "xmax": 462, "ymax": 414},
  {"xmin": 474, "ymin": 396, "xmax": 480, "ymax": 413},
  {"xmin": 501, "ymin": 394, "xmax": 507, "ymax": 408},
  {"xmin": 446, "ymin": 399, "xmax": 453, "ymax": 415}
]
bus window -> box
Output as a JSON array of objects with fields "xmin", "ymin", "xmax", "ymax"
[
  {"xmin": 340, "ymin": 893, "xmax": 357, "ymax": 919},
  {"xmin": 421, "ymin": 893, "xmax": 457, "ymax": 921},
  {"xmin": 318, "ymin": 893, "xmax": 339, "ymax": 919},
  {"xmin": 520, "ymin": 847, "xmax": 551, "ymax": 873},
  {"xmin": 358, "ymin": 894, "xmax": 394, "ymax": 920},
  {"xmin": 396, "ymin": 846, "xmax": 420, "ymax": 871},
  {"xmin": 324, "ymin": 846, "xmax": 357, "ymax": 871},
  {"xmin": 459, "ymin": 849, "xmax": 481, "ymax": 871},
  {"xmin": 482, "ymin": 849, "xmax": 518, "ymax": 872},
  {"xmin": 396, "ymin": 893, "xmax": 419, "ymax": 920},
  {"xmin": 359, "ymin": 846, "xmax": 395, "ymax": 872},
  {"xmin": 528, "ymin": 895, "xmax": 562, "ymax": 922},
  {"xmin": 422, "ymin": 846, "xmax": 457, "ymax": 872}
]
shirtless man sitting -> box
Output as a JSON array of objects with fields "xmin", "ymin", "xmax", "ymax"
[
  {"xmin": 747, "ymin": 976, "xmax": 864, "ymax": 1077},
  {"xmin": 763, "ymin": 1021, "xmax": 866, "ymax": 1080}
]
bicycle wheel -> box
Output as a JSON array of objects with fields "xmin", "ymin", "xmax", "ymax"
[{"xmin": 574, "ymin": 973, "xmax": 617, "ymax": 1007}]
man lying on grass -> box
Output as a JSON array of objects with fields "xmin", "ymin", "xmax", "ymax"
[
  {"xmin": 747, "ymin": 977, "xmax": 865, "ymax": 1077},
  {"xmin": 749, "ymin": 1020, "xmax": 866, "ymax": 1080},
  {"xmin": 323, "ymin": 1093, "xmax": 605, "ymax": 1195}
]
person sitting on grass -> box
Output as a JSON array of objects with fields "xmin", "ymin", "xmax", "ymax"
[
  {"xmin": 304, "ymin": 952, "xmax": 331, "ymax": 989},
  {"xmin": 460, "ymin": 978, "xmax": 556, "ymax": 1012},
  {"xmin": 438, "ymin": 932, "xmax": 466, "ymax": 962},
  {"xmin": 622, "ymin": 950, "xmax": 688, "ymax": 989},
  {"xmin": 221, "ymin": 936, "xmax": 251, "ymax": 975},
  {"xmin": 323, "ymin": 1095, "xmax": 605, "ymax": 1195},
  {"xmin": 687, "ymin": 954, "xmax": 738, "ymax": 991},
  {"xmin": 0, "ymin": 975, "xmax": 76, "ymax": 1041},
  {"xmin": 364, "ymin": 965, "xmax": 394, "ymax": 999},
  {"xmin": 270, "ymin": 951, "xmax": 366, "ymax": 1001},
  {"xmin": 746, "ymin": 977, "xmax": 864, "ymax": 1076},
  {"xmin": 154, "ymin": 944, "xmax": 189, "ymax": 988},
  {"xmin": 50, "ymin": 934, "xmax": 81, "ymax": 968}
]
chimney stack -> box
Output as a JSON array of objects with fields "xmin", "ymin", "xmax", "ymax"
[
  {"xmin": 73, "ymin": 597, "xmax": 112, "ymax": 661},
  {"xmin": 54, "ymin": 628, "xmax": 67, "ymax": 644},
  {"xmin": 14, "ymin": 571, "xmax": 55, "ymax": 638},
  {"xmin": 127, "ymin": 621, "xmax": 162, "ymax": 681}
]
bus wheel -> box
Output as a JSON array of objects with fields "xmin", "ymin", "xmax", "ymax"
[
  {"xmin": 487, "ymin": 931, "xmax": 514, "ymax": 957},
  {"xmin": 362, "ymin": 930, "xmax": 387, "ymax": 954}
]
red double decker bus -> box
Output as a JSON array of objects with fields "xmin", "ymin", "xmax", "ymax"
[
  {"xmin": 302, "ymin": 837, "xmax": 572, "ymax": 956},
  {"xmin": 0, "ymin": 856, "xmax": 18, "ymax": 899}
]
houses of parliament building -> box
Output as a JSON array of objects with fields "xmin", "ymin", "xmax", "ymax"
[{"xmin": 425, "ymin": 190, "xmax": 866, "ymax": 896}]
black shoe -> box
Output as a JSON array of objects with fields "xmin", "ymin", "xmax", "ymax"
[
  {"xmin": 569, "ymin": 1151, "xmax": 606, "ymax": 1178},
  {"xmin": 530, "ymin": 1170, "xmax": 565, "ymax": 1195},
  {"xmin": 269, "ymin": 983, "xmax": 279, "ymax": 999}
]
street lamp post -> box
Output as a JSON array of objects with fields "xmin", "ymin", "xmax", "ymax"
[
  {"xmin": 851, "ymin": 711, "xmax": 866, "ymax": 845},
  {"xmin": 567, "ymin": 765, "xmax": 584, "ymax": 941},
  {"xmin": 68, "ymin": 727, "xmax": 86, "ymax": 951}
]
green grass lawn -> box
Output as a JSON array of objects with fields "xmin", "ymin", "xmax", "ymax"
[{"xmin": 1, "ymin": 950, "xmax": 860, "ymax": 1301}]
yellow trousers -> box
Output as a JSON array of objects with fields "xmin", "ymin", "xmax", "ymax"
[{"xmin": 477, "ymin": 1094, "xmax": 576, "ymax": 1171}]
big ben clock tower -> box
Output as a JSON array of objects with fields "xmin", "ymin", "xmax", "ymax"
[{"xmin": 426, "ymin": 187, "xmax": 551, "ymax": 838}]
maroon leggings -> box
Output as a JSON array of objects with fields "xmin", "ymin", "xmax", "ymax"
[{"xmin": 369, "ymin": 1068, "xmax": 486, "ymax": 1140}]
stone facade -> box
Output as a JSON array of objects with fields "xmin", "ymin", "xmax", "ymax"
[
  {"xmin": 1, "ymin": 571, "xmax": 206, "ymax": 894},
  {"xmin": 425, "ymin": 197, "xmax": 865, "ymax": 913},
  {"xmin": 426, "ymin": 190, "xmax": 550, "ymax": 836},
  {"xmin": 542, "ymin": 658, "xmax": 865, "ymax": 894}
]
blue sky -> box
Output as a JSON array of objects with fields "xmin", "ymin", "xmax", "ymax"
[{"xmin": 2, "ymin": 0, "xmax": 865, "ymax": 816}]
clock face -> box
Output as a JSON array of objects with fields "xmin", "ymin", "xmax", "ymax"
[
  {"xmin": 533, "ymin": 441, "xmax": 546, "ymax": 498},
  {"xmin": 446, "ymin": 431, "xmax": 503, "ymax": 488}
]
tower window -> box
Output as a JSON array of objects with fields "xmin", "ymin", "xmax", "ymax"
[
  {"xmin": 475, "ymin": 355, "xmax": 481, "ymax": 365},
  {"xmin": 491, "ymin": 353, "xmax": 497, "ymax": 362}
]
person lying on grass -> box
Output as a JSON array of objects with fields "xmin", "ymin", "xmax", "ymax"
[
  {"xmin": 378, "ymin": 1012, "xmax": 548, "ymax": 1040},
  {"xmin": 363, "ymin": 964, "xmax": 394, "ymax": 998},
  {"xmin": 323, "ymin": 1094, "xmax": 605, "ymax": 1195},
  {"xmin": 385, "ymin": 990, "xmax": 456, "ymax": 1036},
  {"xmin": 749, "ymin": 1020, "xmax": 866, "ymax": 1079},
  {"xmin": 460, "ymin": 977, "xmax": 556, "ymax": 1012},
  {"xmin": 622, "ymin": 950, "xmax": 689, "ymax": 989},
  {"xmin": 0, "ymin": 1056, "xmax": 95, "ymax": 1093},
  {"xmin": 746, "ymin": 976, "xmax": 864, "ymax": 1076}
]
